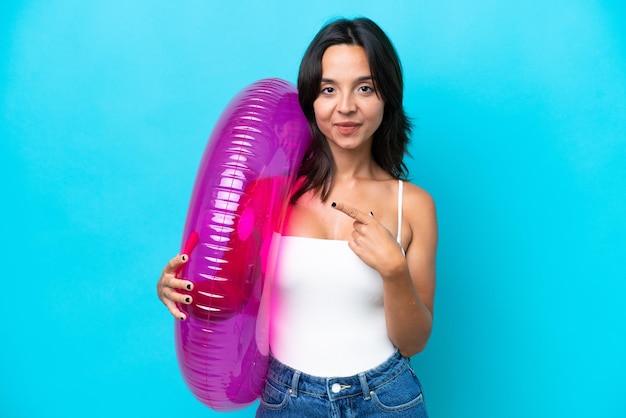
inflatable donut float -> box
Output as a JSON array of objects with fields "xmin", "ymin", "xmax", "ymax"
[{"xmin": 174, "ymin": 78, "xmax": 311, "ymax": 411}]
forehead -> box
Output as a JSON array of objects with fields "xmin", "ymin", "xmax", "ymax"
[{"xmin": 320, "ymin": 44, "xmax": 371, "ymax": 77}]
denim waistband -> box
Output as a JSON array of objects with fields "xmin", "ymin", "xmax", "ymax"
[{"xmin": 265, "ymin": 350, "xmax": 409, "ymax": 401}]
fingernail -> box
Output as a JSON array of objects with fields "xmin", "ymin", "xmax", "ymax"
[
  {"xmin": 184, "ymin": 297, "xmax": 191, "ymax": 304},
  {"xmin": 186, "ymin": 284, "xmax": 192, "ymax": 291},
  {"xmin": 181, "ymin": 254, "xmax": 188, "ymax": 262},
  {"xmin": 331, "ymin": 202, "xmax": 337, "ymax": 207},
  {"xmin": 370, "ymin": 211, "xmax": 374, "ymax": 217},
  {"xmin": 179, "ymin": 315, "xmax": 185, "ymax": 321}
]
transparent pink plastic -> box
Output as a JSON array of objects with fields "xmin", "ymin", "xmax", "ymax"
[{"xmin": 175, "ymin": 79, "xmax": 311, "ymax": 411}]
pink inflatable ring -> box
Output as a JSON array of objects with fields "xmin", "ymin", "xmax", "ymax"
[{"xmin": 175, "ymin": 78, "xmax": 311, "ymax": 411}]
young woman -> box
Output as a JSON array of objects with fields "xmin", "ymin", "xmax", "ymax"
[{"xmin": 157, "ymin": 17, "xmax": 437, "ymax": 417}]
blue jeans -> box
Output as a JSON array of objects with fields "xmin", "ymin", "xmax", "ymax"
[{"xmin": 256, "ymin": 350, "xmax": 428, "ymax": 417}]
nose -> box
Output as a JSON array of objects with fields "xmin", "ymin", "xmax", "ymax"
[{"xmin": 337, "ymin": 92, "xmax": 356, "ymax": 114}]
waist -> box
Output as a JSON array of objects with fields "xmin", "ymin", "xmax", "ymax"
[
  {"xmin": 269, "ymin": 322, "xmax": 395, "ymax": 376},
  {"xmin": 265, "ymin": 350, "xmax": 409, "ymax": 401}
]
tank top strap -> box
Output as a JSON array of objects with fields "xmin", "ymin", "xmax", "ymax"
[{"xmin": 397, "ymin": 180, "xmax": 406, "ymax": 256}]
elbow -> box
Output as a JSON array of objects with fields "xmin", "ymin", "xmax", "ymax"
[
  {"xmin": 398, "ymin": 341, "xmax": 428, "ymax": 358},
  {"xmin": 396, "ymin": 323, "xmax": 432, "ymax": 358},
  {"xmin": 393, "ymin": 309, "xmax": 434, "ymax": 358},
  {"xmin": 396, "ymin": 332, "xmax": 432, "ymax": 358}
]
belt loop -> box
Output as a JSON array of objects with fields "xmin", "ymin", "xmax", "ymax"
[
  {"xmin": 358, "ymin": 372, "xmax": 371, "ymax": 400},
  {"xmin": 290, "ymin": 370, "xmax": 301, "ymax": 398}
]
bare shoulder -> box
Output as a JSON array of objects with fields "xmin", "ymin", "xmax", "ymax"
[
  {"xmin": 402, "ymin": 181, "xmax": 437, "ymax": 246},
  {"xmin": 403, "ymin": 181, "xmax": 436, "ymax": 215}
]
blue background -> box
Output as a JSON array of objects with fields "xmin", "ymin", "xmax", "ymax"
[{"xmin": 2, "ymin": 1, "xmax": 625, "ymax": 417}]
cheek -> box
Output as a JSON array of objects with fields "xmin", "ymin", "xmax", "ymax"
[
  {"xmin": 376, "ymin": 103, "xmax": 385, "ymax": 126},
  {"xmin": 313, "ymin": 100, "xmax": 328, "ymax": 121},
  {"xmin": 313, "ymin": 101, "xmax": 331, "ymax": 132},
  {"xmin": 366, "ymin": 104, "xmax": 385, "ymax": 131}
]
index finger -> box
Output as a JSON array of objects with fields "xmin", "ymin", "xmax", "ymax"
[
  {"xmin": 163, "ymin": 254, "xmax": 188, "ymax": 275},
  {"xmin": 331, "ymin": 201, "xmax": 371, "ymax": 223}
]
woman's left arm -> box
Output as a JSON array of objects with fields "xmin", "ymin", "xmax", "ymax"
[
  {"xmin": 381, "ymin": 186, "xmax": 437, "ymax": 357},
  {"xmin": 333, "ymin": 186, "xmax": 438, "ymax": 357}
]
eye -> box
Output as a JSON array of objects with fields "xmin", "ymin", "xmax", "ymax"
[
  {"xmin": 320, "ymin": 86, "xmax": 335, "ymax": 94},
  {"xmin": 358, "ymin": 85, "xmax": 375, "ymax": 93}
]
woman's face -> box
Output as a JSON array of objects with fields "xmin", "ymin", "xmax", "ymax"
[{"xmin": 313, "ymin": 44, "xmax": 385, "ymax": 153}]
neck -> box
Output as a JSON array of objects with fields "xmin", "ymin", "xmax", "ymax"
[{"xmin": 330, "ymin": 145, "xmax": 377, "ymax": 181}]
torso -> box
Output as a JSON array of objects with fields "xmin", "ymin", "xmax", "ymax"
[
  {"xmin": 268, "ymin": 177, "xmax": 409, "ymax": 376},
  {"xmin": 269, "ymin": 235, "xmax": 395, "ymax": 376}
]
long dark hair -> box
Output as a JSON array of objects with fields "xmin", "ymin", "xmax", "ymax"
[{"xmin": 292, "ymin": 17, "xmax": 412, "ymax": 203}]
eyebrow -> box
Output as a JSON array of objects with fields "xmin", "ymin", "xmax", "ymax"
[{"xmin": 320, "ymin": 76, "xmax": 373, "ymax": 83}]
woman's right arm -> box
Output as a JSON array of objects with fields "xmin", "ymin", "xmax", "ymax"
[{"xmin": 156, "ymin": 254, "xmax": 194, "ymax": 321}]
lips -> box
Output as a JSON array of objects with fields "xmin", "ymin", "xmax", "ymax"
[{"xmin": 334, "ymin": 122, "xmax": 361, "ymax": 135}]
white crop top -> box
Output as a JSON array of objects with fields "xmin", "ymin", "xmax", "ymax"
[{"xmin": 269, "ymin": 180, "xmax": 404, "ymax": 377}]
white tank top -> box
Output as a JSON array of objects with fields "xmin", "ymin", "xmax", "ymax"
[{"xmin": 269, "ymin": 180, "xmax": 404, "ymax": 377}]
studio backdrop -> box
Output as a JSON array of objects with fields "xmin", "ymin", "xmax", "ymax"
[{"xmin": 2, "ymin": 1, "xmax": 625, "ymax": 417}]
